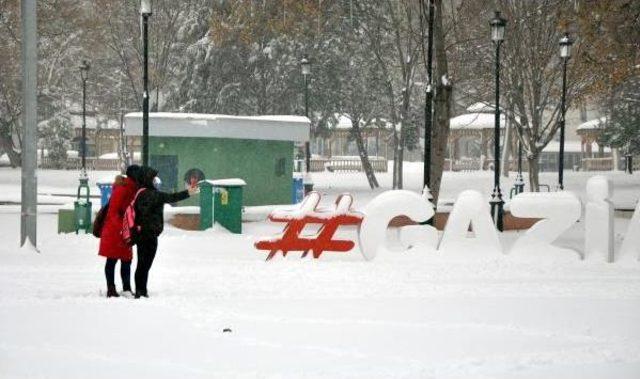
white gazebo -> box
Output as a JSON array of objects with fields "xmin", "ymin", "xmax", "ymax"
[
  {"xmin": 448, "ymin": 102, "xmax": 507, "ymax": 170},
  {"xmin": 576, "ymin": 116, "xmax": 607, "ymax": 157}
]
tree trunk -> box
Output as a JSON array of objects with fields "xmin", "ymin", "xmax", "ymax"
[
  {"xmin": 427, "ymin": 0, "xmax": 451, "ymax": 205},
  {"xmin": 501, "ymin": 118, "xmax": 511, "ymax": 177},
  {"xmin": 383, "ymin": 77, "xmax": 401, "ymax": 190},
  {"xmin": 352, "ymin": 121, "xmax": 379, "ymax": 189},
  {"xmin": 397, "ymin": 123, "xmax": 404, "ymax": 189},
  {"xmin": 527, "ymin": 155, "xmax": 540, "ymax": 191},
  {"xmin": 0, "ymin": 135, "xmax": 21, "ymax": 167},
  {"xmin": 392, "ymin": 126, "xmax": 400, "ymax": 189},
  {"xmin": 397, "ymin": 86, "xmax": 413, "ymax": 190},
  {"xmin": 430, "ymin": 83, "xmax": 452, "ymax": 203}
]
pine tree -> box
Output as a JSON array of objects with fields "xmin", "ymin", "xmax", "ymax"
[
  {"xmin": 38, "ymin": 114, "xmax": 72, "ymax": 169},
  {"xmin": 601, "ymin": 77, "xmax": 640, "ymax": 155}
]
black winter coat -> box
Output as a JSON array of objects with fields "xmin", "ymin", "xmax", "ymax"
[
  {"xmin": 135, "ymin": 189, "xmax": 189, "ymax": 238},
  {"xmin": 133, "ymin": 166, "xmax": 190, "ymax": 239}
]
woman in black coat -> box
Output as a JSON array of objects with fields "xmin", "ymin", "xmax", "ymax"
[{"xmin": 133, "ymin": 166, "xmax": 198, "ymax": 298}]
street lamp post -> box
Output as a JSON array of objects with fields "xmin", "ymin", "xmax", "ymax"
[
  {"xmin": 514, "ymin": 139, "xmax": 525, "ymax": 194},
  {"xmin": 75, "ymin": 59, "xmax": 92, "ymax": 234},
  {"xmin": 558, "ymin": 32, "xmax": 573, "ymax": 190},
  {"xmin": 423, "ymin": 0, "xmax": 435, "ymax": 224},
  {"xmin": 141, "ymin": 0, "xmax": 152, "ymax": 166},
  {"xmin": 489, "ymin": 10, "xmax": 506, "ymax": 231},
  {"xmin": 79, "ymin": 60, "xmax": 90, "ymax": 175},
  {"xmin": 423, "ymin": 0, "xmax": 434, "ymax": 194},
  {"xmin": 301, "ymin": 55, "xmax": 311, "ymax": 174}
]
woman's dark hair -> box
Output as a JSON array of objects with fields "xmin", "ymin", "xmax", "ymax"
[
  {"xmin": 125, "ymin": 165, "xmax": 142, "ymax": 184},
  {"xmin": 139, "ymin": 166, "xmax": 159, "ymax": 189}
]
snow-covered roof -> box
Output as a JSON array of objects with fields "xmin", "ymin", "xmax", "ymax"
[
  {"xmin": 450, "ymin": 113, "xmax": 506, "ymax": 130},
  {"xmin": 124, "ymin": 112, "xmax": 309, "ymax": 142},
  {"xmin": 577, "ymin": 116, "xmax": 607, "ymax": 131},
  {"xmin": 329, "ymin": 115, "xmax": 394, "ymax": 130},
  {"xmin": 203, "ymin": 178, "xmax": 247, "ymax": 187},
  {"xmin": 333, "ymin": 115, "xmax": 353, "ymax": 129},
  {"xmin": 69, "ymin": 114, "xmax": 120, "ymax": 130},
  {"xmin": 98, "ymin": 152, "xmax": 141, "ymax": 160},
  {"xmin": 465, "ymin": 102, "xmax": 499, "ymax": 113},
  {"xmin": 542, "ymin": 140, "xmax": 611, "ymax": 153}
]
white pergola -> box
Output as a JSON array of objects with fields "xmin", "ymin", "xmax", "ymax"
[
  {"xmin": 448, "ymin": 102, "xmax": 508, "ymax": 170},
  {"xmin": 576, "ymin": 116, "xmax": 607, "ymax": 157}
]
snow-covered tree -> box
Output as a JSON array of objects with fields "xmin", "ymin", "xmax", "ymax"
[
  {"xmin": 38, "ymin": 115, "xmax": 72, "ymax": 169},
  {"xmin": 601, "ymin": 77, "xmax": 640, "ymax": 155},
  {"xmin": 0, "ymin": 0, "xmax": 23, "ymax": 167},
  {"xmin": 355, "ymin": 0, "xmax": 426, "ymax": 189}
]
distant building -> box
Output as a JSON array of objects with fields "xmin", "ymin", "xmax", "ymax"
[{"xmin": 68, "ymin": 109, "xmax": 140, "ymax": 160}]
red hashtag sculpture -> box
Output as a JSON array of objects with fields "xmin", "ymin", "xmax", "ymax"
[{"xmin": 255, "ymin": 192, "xmax": 363, "ymax": 260}]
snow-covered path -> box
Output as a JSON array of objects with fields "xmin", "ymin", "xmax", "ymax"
[
  {"xmin": 1, "ymin": 166, "xmax": 640, "ymax": 378},
  {"xmin": 1, "ymin": 211, "xmax": 640, "ymax": 378}
]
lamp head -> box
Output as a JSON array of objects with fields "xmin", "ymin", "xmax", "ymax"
[
  {"xmin": 301, "ymin": 55, "xmax": 311, "ymax": 76},
  {"xmin": 490, "ymin": 10, "xmax": 507, "ymax": 43},
  {"xmin": 140, "ymin": 0, "xmax": 152, "ymax": 16},
  {"xmin": 79, "ymin": 59, "xmax": 90, "ymax": 80},
  {"xmin": 559, "ymin": 32, "xmax": 573, "ymax": 59}
]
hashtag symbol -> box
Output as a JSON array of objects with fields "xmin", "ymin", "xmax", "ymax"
[{"xmin": 255, "ymin": 192, "xmax": 363, "ymax": 260}]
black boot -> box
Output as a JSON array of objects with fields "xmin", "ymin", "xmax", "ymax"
[
  {"xmin": 134, "ymin": 289, "xmax": 148, "ymax": 299},
  {"xmin": 107, "ymin": 285, "xmax": 120, "ymax": 298}
]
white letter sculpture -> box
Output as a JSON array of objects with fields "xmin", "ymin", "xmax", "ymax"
[
  {"xmin": 584, "ymin": 176, "xmax": 614, "ymax": 262},
  {"xmin": 510, "ymin": 191, "xmax": 581, "ymax": 256},
  {"xmin": 358, "ymin": 190, "xmax": 436, "ymax": 261},
  {"xmin": 438, "ymin": 190, "xmax": 502, "ymax": 255},
  {"xmin": 620, "ymin": 200, "xmax": 640, "ymax": 261}
]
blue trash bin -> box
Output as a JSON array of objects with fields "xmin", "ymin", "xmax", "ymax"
[
  {"xmin": 292, "ymin": 175, "xmax": 304, "ymax": 204},
  {"xmin": 96, "ymin": 182, "xmax": 113, "ymax": 207}
]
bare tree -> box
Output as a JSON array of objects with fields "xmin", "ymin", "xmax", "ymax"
[
  {"xmin": 447, "ymin": 0, "xmax": 595, "ymax": 191},
  {"xmin": 356, "ymin": 0, "xmax": 423, "ymax": 189},
  {"xmin": 498, "ymin": 0, "xmax": 592, "ymax": 190}
]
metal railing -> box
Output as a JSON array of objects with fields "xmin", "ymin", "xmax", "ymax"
[
  {"xmin": 581, "ymin": 157, "xmax": 613, "ymax": 171},
  {"xmin": 38, "ymin": 157, "xmax": 122, "ymax": 171},
  {"xmin": 310, "ymin": 157, "xmax": 388, "ymax": 173}
]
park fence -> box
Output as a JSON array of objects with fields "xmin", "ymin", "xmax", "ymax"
[
  {"xmin": 39, "ymin": 157, "xmax": 123, "ymax": 171},
  {"xmin": 581, "ymin": 158, "xmax": 613, "ymax": 171},
  {"xmin": 310, "ymin": 156, "xmax": 388, "ymax": 173}
]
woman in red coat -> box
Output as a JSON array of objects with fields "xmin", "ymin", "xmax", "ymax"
[{"xmin": 99, "ymin": 165, "xmax": 141, "ymax": 297}]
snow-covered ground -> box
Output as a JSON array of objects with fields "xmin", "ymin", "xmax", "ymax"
[{"xmin": 1, "ymin": 165, "xmax": 639, "ymax": 379}]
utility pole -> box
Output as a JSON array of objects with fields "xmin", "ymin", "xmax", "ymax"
[
  {"xmin": 141, "ymin": 0, "xmax": 152, "ymax": 166},
  {"xmin": 423, "ymin": 0, "xmax": 434, "ymax": 196},
  {"xmin": 20, "ymin": 0, "xmax": 37, "ymax": 248}
]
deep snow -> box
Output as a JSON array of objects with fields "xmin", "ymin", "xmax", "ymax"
[{"xmin": 1, "ymin": 165, "xmax": 639, "ymax": 378}]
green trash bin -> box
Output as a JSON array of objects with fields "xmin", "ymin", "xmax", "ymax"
[
  {"xmin": 197, "ymin": 179, "xmax": 246, "ymax": 234},
  {"xmin": 58, "ymin": 209, "xmax": 76, "ymax": 234},
  {"xmin": 198, "ymin": 181, "xmax": 214, "ymax": 231},
  {"xmin": 74, "ymin": 177, "xmax": 93, "ymax": 234}
]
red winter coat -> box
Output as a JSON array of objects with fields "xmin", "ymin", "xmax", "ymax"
[{"xmin": 98, "ymin": 176, "xmax": 139, "ymax": 261}]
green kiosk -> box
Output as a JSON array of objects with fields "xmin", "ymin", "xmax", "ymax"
[{"xmin": 124, "ymin": 112, "xmax": 310, "ymax": 233}]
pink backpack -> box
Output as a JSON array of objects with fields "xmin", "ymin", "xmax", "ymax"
[{"xmin": 122, "ymin": 188, "xmax": 146, "ymax": 246}]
